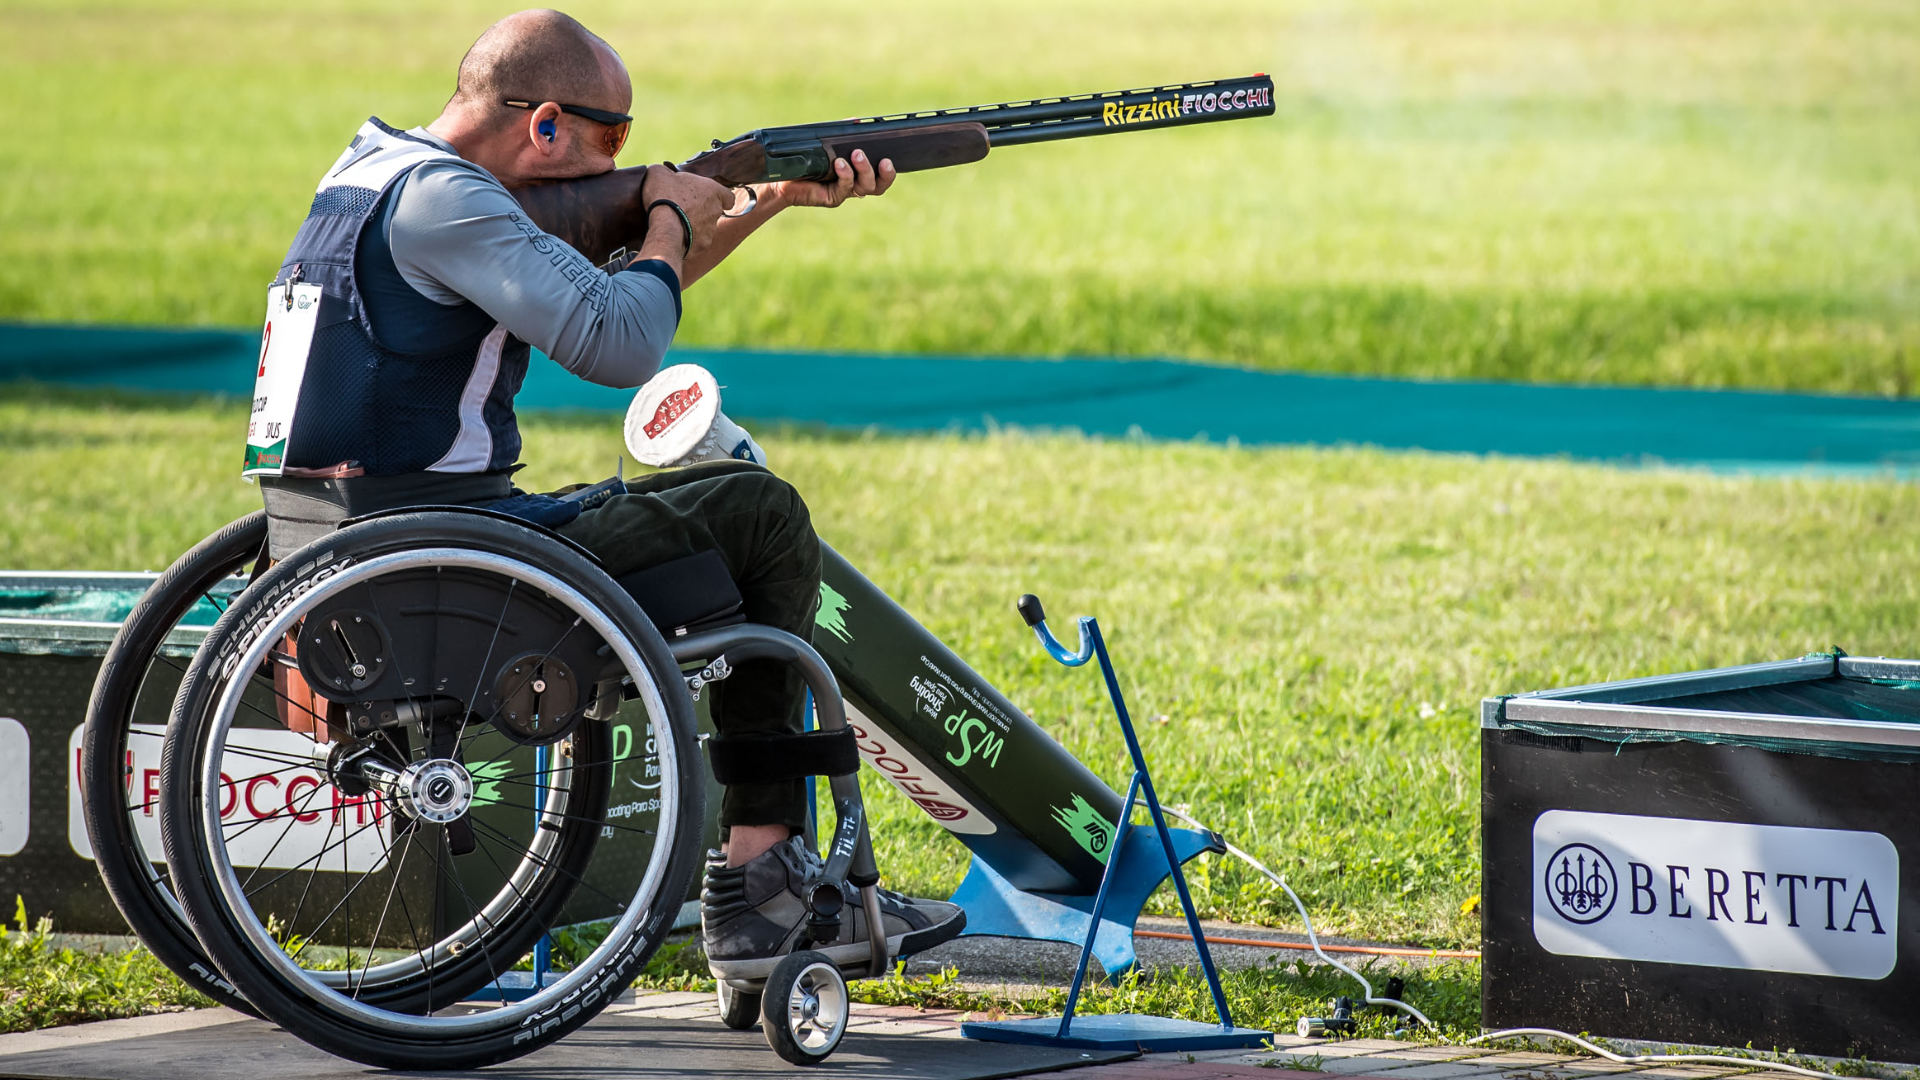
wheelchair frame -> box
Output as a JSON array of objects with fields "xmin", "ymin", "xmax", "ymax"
[{"xmin": 85, "ymin": 497, "xmax": 1212, "ymax": 1067}]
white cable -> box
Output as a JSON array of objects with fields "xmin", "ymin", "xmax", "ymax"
[
  {"xmin": 1159, "ymin": 807, "xmax": 1843, "ymax": 1077},
  {"xmin": 1467, "ymin": 1028, "xmax": 1837, "ymax": 1078},
  {"xmin": 1157, "ymin": 805, "xmax": 1435, "ymax": 1030}
]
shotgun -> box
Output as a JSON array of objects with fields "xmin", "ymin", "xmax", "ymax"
[{"xmin": 510, "ymin": 74, "xmax": 1275, "ymax": 265}]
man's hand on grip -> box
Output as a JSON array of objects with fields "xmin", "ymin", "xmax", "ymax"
[{"xmin": 640, "ymin": 165, "xmax": 735, "ymax": 261}]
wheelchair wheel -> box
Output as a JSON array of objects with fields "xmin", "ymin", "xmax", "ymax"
[
  {"xmin": 81, "ymin": 511, "xmax": 265, "ymax": 1014},
  {"xmin": 717, "ymin": 979, "xmax": 762, "ymax": 1030},
  {"xmin": 761, "ymin": 951, "xmax": 849, "ymax": 1065},
  {"xmin": 161, "ymin": 511, "xmax": 705, "ymax": 1069}
]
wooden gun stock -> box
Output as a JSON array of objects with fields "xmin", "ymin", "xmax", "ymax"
[
  {"xmin": 508, "ymin": 166, "xmax": 651, "ymax": 268},
  {"xmin": 819, "ymin": 122, "xmax": 989, "ymax": 174}
]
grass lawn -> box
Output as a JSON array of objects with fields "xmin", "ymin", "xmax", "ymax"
[
  {"xmin": 0, "ymin": 901, "xmax": 211, "ymax": 1035},
  {"xmin": 6, "ymin": 383, "xmax": 1917, "ymax": 955},
  {"xmin": 3, "ymin": 0, "xmax": 1918, "ymax": 394}
]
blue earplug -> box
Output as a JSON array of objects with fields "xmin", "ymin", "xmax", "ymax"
[{"xmin": 539, "ymin": 118, "xmax": 556, "ymax": 142}]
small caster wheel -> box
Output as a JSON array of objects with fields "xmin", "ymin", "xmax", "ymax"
[
  {"xmin": 717, "ymin": 979, "xmax": 761, "ymax": 1030},
  {"xmin": 761, "ymin": 950, "xmax": 848, "ymax": 1065}
]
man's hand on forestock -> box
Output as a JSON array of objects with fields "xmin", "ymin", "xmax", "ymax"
[
  {"xmin": 670, "ymin": 149, "xmax": 893, "ymax": 289},
  {"xmin": 772, "ymin": 149, "xmax": 896, "ymax": 209}
]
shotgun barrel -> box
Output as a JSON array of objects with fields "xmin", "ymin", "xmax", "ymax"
[
  {"xmin": 510, "ymin": 74, "xmax": 1274, "ymax": 265},
  {"xmin": 679, "ymin": 73, "xmax": 1276, "ymax": 186}
]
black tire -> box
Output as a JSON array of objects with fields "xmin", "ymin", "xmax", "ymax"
[
  {"xmin": 161, "ymin": 511, "xmax": 705, "ymax": 1069},
  {"xmin": 82, "ymin": 511, "xmax": 600, "ymax": 1019},
  {"xmin": 81, "ymin": 511, "xmax": 266, "ymax": 1014},
  {"xmin": 717, "ymin": 979, "xmax": 762, "ymax": 1030},
  {"xmin": 761, "ymin": 951, "xmax": 849, "ymax": 1065}
]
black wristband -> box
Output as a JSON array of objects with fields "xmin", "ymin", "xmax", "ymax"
[{"xmin": 646, "ymin": 199, "xmax": 693, "ymax": 256}]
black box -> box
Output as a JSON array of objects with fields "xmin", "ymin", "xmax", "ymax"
[{"xmin": 1482, "ymin": 653, "xmax": 1920, "ymax": 1062}]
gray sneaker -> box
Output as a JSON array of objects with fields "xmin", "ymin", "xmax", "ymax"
[{"xmin": 701, "ymin": 837, "xmax": 966, "ymax": 980}]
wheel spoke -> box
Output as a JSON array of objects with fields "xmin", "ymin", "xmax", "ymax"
[
  {"xmin": 352, "ymin": 828, "xmax": 419, "ymax": 1000},
  {"xmin": 452, "ymin": 578, "xmax": 518, "ymax": 750},
  {"xmin": 236, "ymin": 780, "xmax": 335, "ymax": 891},
  {"xmin": 474, "ymin": 794, "xmax": 656, "ymax": 838},
  {"xmin": 279, "ymin": 809, "xmax": 340, "ymax": 943},
  {"xmin": 466, "ymin": 816, "xmax": 634, "ymax": 914}
]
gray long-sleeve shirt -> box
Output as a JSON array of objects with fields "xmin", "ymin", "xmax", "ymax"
[{"xmin": 385, "ymin": 128, "xmax": 679, "ymax": 388}]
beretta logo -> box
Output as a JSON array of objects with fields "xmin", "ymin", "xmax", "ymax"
[
  {"xmin": 1532, "ymin": 810, "xmax": 1898, "ymax": 980},
  {"xmin": 1543, "ymin": 842, "xmax": 1616, "ymax": 925}
]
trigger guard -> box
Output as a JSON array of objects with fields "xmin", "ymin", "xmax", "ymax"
[{"xmin": 720, "ymin": 186, "xmax": 757, "ymax": 218}]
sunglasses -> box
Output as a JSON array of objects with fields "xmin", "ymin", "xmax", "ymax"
[{"xmin": 502, "ymin": 99, "xmax": 633, "ymax": 157}]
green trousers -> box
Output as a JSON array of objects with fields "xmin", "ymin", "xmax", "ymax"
[{"xmin": 559, "ymin": 460, "xmax": 821, "ymax": 834}]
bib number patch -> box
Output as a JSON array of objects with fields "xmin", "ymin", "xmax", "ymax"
[{"xmin": 244, "ymin": 282, "xmax": 323, "ymax": 477}]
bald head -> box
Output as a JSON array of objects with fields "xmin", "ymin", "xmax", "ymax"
[
  {"xmin": 430, "ymin": 9, "xmax": 634, "ymax": 183},
  {"xmin": 450, "ymin": 9, "xmax": 625, "ymax": 115}
]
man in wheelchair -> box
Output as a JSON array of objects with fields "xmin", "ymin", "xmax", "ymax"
[{"xmin": 247, "ymin": 8, "xmax": 962, "ymax": 983}]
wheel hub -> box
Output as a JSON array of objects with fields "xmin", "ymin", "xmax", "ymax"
[{"xmin": 395, "ymin": 758, "xmax": 473, "ymax": 823}]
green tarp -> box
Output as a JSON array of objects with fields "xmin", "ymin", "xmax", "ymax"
[{"xmin": 6, "ymin": 322, "xmax": 1919, "ymax": 475}]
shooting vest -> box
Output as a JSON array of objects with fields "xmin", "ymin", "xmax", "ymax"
[{"xmin": 245, "ymin": 118, "xmax": 527, "ymax": 479}]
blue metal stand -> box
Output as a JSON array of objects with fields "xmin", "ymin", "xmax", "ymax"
[
  {"xmin": 467, "ymin": 745, "xmax": 557, "ymax": 1003},
  {"xmin": 949, "ymin": 825, "xmax": 1221, "ymax": 979},
  {"xmin": 962, "ymin": 603, "xmax": 1270, "ymax": 1052},
  {"xmin": 804, "ymin": 687, "xmax": 818, "ymax": 851}
]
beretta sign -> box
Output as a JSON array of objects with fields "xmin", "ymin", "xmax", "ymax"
[{"xmin": 1533, "ymin": 810, "xmax": 1897, "ymax": 980}]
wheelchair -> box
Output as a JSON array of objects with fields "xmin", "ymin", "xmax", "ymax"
[{"xmin": 86, "ymin": 505, "xmax": 887, "ymax": 1069}]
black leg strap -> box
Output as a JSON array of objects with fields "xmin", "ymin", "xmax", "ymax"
[{"xmin": 708, "ymin": 728, "xmax": 859, "ymax": 784}]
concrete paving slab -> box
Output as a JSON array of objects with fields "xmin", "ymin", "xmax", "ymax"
[
  {"xmin": 1219, "ymin": 1055, "xmax": 1329, "ymax": 1068},
  {"xmin": 1271, "ymin": 1040, "xmax": 1406, "ymax": 1059},
  {"xmin": 1023, "ymin": 1063, "xmax": 1308, "ymax": 1079},
  {"xmin": 619, "ymin": 1003, "xmax": 722, "ymax": 1020},
  {"xmin": 608, "ymin": 990, "xmax": 712, "ymax": 1012},
  {"xmin": 0, "ymin": 1010, "xmax": 251, "ymax": 1058},
  {"xmin": 0, "ymin": 1010, "xmax": 1132, "ymax": 1079},
  {"xmin": 1313, "ymin": 1055, "xmax": 1435, "ymax": 1074},
  {"xmin": 1371, "ymin": 1062, "xmax": 1514, "ymax": 1080},
  {"xmin": 1344, "ymin": 1053, "xmax": 1454, "ymax": 1067},
  {"xmin": 1387, "ymin": 1048, "xmax": 1500, "ymax": 1062},
  {"xmin": 850, "ymin": 1005, "xmax": 967, "ymax": 1025},
  {"xmin": 852, "ymin": 1019, "xmax": 966, "ymax": 1037},
  {"xmin": 1473, "ymin": 1053, "xmax": 1580, "ymax": 1068},
  {"xmin": 1177, "ymin": 1048, "xmax": 1320, "ymax": 1063},
  {"xmin": 1627, "ymin": 1069, "xmax": 1745, "ymax": 1079},
  {"xmin": 1258, "ymin": 1049, "xmax": 1339, "ymax": 1066}
]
